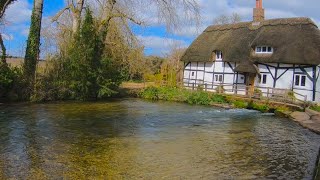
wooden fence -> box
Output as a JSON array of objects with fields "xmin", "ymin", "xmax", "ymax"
[{"xmin": 182, "ymin": 81, "xmax": 308, "ymax": 105}]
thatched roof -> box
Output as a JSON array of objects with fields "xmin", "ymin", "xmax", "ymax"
[
  {"xmin": 234, "ymin": 61, "xmax": 260, "ymax": 74},
  {"xmin": 181, "ymin": 17, "xmax": 320, "ymax": 65}
]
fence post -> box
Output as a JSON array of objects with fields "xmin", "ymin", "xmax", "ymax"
[
  {"xmin": 267, "ymin": 87, "xmax": 270, "ymax": 99},
  {"xmin": 192, "ymin": 83, "xmax": 195, "ymax": 90},
  {"xmin": 205, "ymin": 83, "xmax": 207, "ymax": 91}
]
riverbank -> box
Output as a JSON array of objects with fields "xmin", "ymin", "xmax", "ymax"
[
  {"xmin": 139, "ymin": 86, "xmax": 301, "ymax": 112},
  {"xmin": 137, "ymin": 86, "xmax": 320, "ymax": 135}
]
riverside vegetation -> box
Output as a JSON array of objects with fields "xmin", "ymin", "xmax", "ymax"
[{"xmin": 140, "ymin": 86, "xmax": 296, "ymax": 113}]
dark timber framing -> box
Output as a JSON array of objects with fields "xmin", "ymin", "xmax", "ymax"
[{"xmin": 183, "ymin": 61, "xmax": 319, "ymax": 101}]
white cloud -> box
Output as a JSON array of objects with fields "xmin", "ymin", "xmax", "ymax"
[
  {"xmin": 137, "ymin": 35, "xmax": 188, "ymax": 56},
  {"xmin": 5, "ymin": 0, "xmax": 32, "ymax": 24},
  {"xmin": 2, "ymin": 0, "xmax": 32, "ymax": 39}
]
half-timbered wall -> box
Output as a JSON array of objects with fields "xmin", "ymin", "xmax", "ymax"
[{"xmin": 184, "ymin": 61, "xmax": 320, "ymax": 102}]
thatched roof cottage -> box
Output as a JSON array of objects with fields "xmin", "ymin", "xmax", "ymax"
[{"xmin": 181, "ymin": 0, "xmax": 320, "ymax": 102}]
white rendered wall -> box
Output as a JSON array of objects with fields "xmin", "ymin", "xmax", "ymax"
[{"xmin": 183, "ymin": 61, "xmax": 319, "ymax": 102}]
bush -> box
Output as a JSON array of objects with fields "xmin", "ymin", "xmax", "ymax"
[
  {"xmin": 252, "ymin": 103, "xmax": 270, "ymax": 113},
  {"xmin": 0, "ymin": 63, "xmax": 26, "ymax": 101},
  {"xmin": 186, "ymin": 91, "xmax": 212, "ymax": 105},
  {"xmin": 233, "ymin": 100, "xmax": 248, "ymax": 109},
  {"xmin": 140, "ymin": 86, "xmax": 159, "ymax": 100},
  {"xmin": 211, "ymin": 94, "xmax": 227, "ymax": 104}
]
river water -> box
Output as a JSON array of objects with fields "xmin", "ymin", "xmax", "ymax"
[{"xmin": 0, "ymin": 99, "xmax": 319, "ymax": 179}]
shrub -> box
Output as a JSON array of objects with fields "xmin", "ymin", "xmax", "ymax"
[
  {"xmin": 140, "ymin": 86, "xmax": 159, "ymax": 100},
  {"xmin": 252, "ymin": 103, "xmax": 270, "ymax": 113},
  {"xmin": 211, "ymin": 94, "xmax": 227, "ymax": 104},
  {"xmin": 233, "ymin": 100, "xmax": 248, "ymax": 109},
  {"xmin": 186, "ymin": 91, "xmax": 212, "ymax": 105},
  {"xmin": 0, "ymin": 63, "xmax": 26, "ymax": 101},
  {"xmin": 254, "ymin": 88, "xmax": 262, "ymax": 98}
]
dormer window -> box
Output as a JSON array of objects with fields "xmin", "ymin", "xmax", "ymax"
[
  {"xmin": 216, "ymin": 51, "xmax": 223, "ymax": 60},
  {"xmin": 255, "ymin": 46, "xmax": 273, "ymax": 54}
]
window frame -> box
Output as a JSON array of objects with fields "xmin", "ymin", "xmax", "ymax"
[
  {"xmin": 294, "ymin": 74, "xmax": 307, "ymax": 87},
  {"xmin": 216, "ymin": 51, "xmax": 223, "ymax": 60},
  {"xmin": 214, "ymin": 74, "xmax": 223, "ymax": 83},
  {"xmin": 261, "ymin": 74, "xmax": 267, "ymax": 84},
  {"xmin": 255, "ymin": 46, "xmax": 273, "ymax": 54}
]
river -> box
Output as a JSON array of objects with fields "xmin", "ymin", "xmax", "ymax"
[{"xmin": 0, "ymin": 99, "xmax": 319, "ymax": 179}]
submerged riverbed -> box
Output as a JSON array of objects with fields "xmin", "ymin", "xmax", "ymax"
[{"xmin": 0, "ymin": 99, "xmax": 319, "ymax": 179}]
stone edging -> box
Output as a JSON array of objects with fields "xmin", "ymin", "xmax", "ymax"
[{"xmin": 287, "ymin": 108, "xmax": 320, "ymax": 135}]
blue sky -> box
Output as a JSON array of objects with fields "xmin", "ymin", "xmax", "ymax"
[{"xmin": 3, "ymin": 0, "xmax": 320, "ymax": 57}]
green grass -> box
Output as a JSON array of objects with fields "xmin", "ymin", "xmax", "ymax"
[
  {"xmin": 311, "ymin": 105, "xmax": 320, "ymax": 112},
  {"xmin": 140, "ymin": 86, "xmax": 227, "ymax": 105},
  {"xmin": 140, "ymin": 86, "xmax": 293, "ymax": 114}
]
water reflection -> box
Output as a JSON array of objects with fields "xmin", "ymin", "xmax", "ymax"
[{"xmin": 0, "ymin": 99, "xmax": 319, "ymax": 179}]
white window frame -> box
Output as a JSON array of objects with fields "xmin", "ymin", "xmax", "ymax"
[
  {"xmin": 216, "ymin": 51, "xmax": 223, "ymax": 60},
  {"xmin": 294, "ymin": 74, "xmax": 306, "ymax": 87},
  {"xmin": 214, "ymin": 74, "xmax": 223, "ymax": 83},
  {"xmin": 255, "ymin": 46, "xmax": 273, "ymax": 54},
  {"xmin": 260, "ymin": 74, "xmax": 267, "ymax": 85}
]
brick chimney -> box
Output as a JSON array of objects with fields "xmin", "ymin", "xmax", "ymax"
[{"xmin": 253, "ymin": 0, "xmax": 265, "ymax": 22}]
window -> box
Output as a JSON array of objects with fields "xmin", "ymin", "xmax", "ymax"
[
  {"xmin": 215, "ymin": 75, "xmax": 223, "ymax": 82},
  {"xmin": 216, "ymin": 51, "xmax": 223, "ymax": 60},
  {"xmin": 261, "ymin": 74, "xmax": 267, "ymax": 84},
  {"xmin": 295, "ymin": 74, "xmax": 306, "ymax": 87},
  {"xmin": 255, "ymin": 46, "xmax": 273, "ymax": 54},
  {"xmin": 191, "ymin": 72, "xmax": 195, "ymax": 76}
]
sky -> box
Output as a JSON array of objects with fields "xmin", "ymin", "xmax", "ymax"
[{"xmin": 2, "ymin": 0, "xmax": 320, "ymax": 57}]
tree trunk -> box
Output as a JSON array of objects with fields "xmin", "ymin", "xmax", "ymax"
[
  {"xmin": 72, "ymin": 0, "xmax": 84, "ymax": 33},
  {"xmin": 0, "ymin": 0, "xmax": 16, "ymax": 18},
  {"xmin": 24, "ymin": 0, "xmax": 44, "ymax": 82},
  {"xmin": 0, "ymin": 34, "xmax": 6, "ymax": 63}
]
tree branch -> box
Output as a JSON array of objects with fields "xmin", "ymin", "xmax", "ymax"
[{"xmin": 51, "ymin": 6, "xmax": 71, "ymax": 22}]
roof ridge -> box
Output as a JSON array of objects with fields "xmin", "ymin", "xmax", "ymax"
[{"xmin": 205, "ymin": 17, "xmax": 317, "ymax": 32}]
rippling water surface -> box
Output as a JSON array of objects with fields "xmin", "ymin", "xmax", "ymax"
[{"xmin": 0, "ymin": 99, "xmax": 319, "ymax": 179}]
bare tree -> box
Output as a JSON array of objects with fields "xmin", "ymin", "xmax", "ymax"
[
  {"xmin": 0, "ymin": 0, "xmax": 16, "ymax": 63},
  {"xmin": 213, "ymin": 13, "xmax": 242, "ymax": 25},
  {"xmin": 53, "ymin": 0, "xmax": 200, "ymax": 34}
]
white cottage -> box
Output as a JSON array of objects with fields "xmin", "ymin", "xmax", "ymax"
[{"xmin": 181, "ymin": 0, "xmax": 320, "ymax": 102}]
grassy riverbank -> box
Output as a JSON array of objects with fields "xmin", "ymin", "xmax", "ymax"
[{"xmin": 139, "ymin": 86, "xmax": 297, "ymax": 113}]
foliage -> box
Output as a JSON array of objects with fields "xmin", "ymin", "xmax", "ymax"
[
  {"xmin": 232, "ymin": 100, "xmax": 248, "ymax": 109},
  {"xmin": 140, "ymin": 86, "xmax": 227, "ymax": 105},
  {"xmin": 211, "ymin": 94, "xmax": 227, "ymax": 104},
  {"xmin": 254, "ymin": 88, "xmax": 262, "ymax": 97},
  {"xmin": 0, "ymin": 63, "xmax": 26, "ymax": 101},
  {"xmin": 24, "ymin": 0, "xmax": 43, "ymax": 87},
  {"xmin": 311, "ymin": 105, "xmax": 320, "ymax": 112},
  {"xmin": 31, "ymin": 9, "xmax": 123, "ymax": 102},
  {"xmin": 186, "ymin": 91, "xmax": 212, "ymax": 105},
  {"xmin": 252, "ymin": 103, "xmax": 270, "ymax": 113}
]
